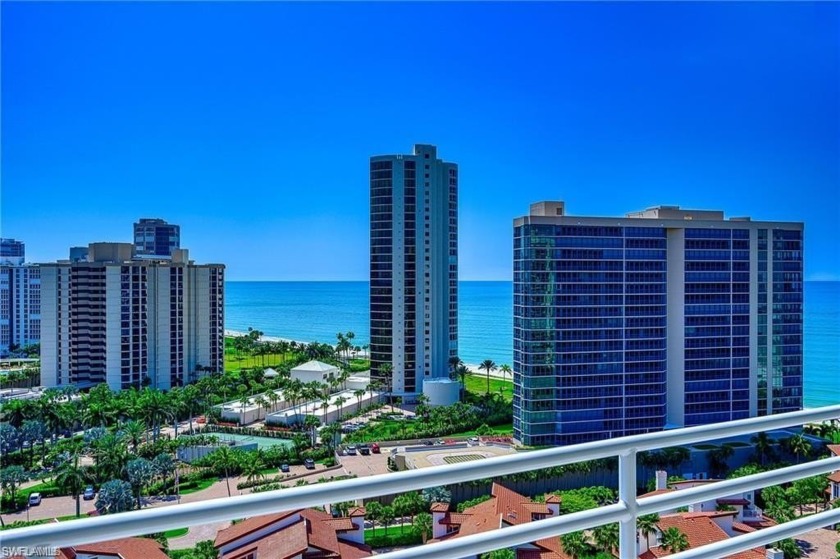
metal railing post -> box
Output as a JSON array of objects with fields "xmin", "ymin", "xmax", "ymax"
[{"xmin": 618, "ymin": 448, "xmax": 637, "ymax": 559}]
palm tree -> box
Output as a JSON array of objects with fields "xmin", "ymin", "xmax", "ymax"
[
  {"xmin": 592, "ymin": 522, "xmax": 619, "ymax": 555},
  {"xmin": 267, "ymin": 390, "xmax": 282, "ymax": 413},
  {"xmin": 788, "ymin": 433, "xmax": 812, "ymax": 464},
  {"xmin": 182, "ymin": 384, "xmax": 201, "ymax": 434},
  {"xmin": 660, "ymin": 526, "xmax": 690, "ymax": 552},
  {"xmin": 320, "ymin": 400, "xmax": 330, "ymax": 426},
  {"xmin": 255, "ymin": 395, "xmax": 271, "ymax": 420},
  {"xmin": 708, "ymin": 445, "xmax": 734, "ymax": 478},
  {"xmin": 122, "ymin": 419, "xmax": 146, "ymax": 452},
  {"xmin": 378, "ymin": 363, "xmax": 394, "ymax": 405},
  {"xmin": 152, "ymin": 453, "xmax": 176, "ymax": 497},
  {"xmin": 353, "ymin": 389, "xmax": 365, "ymax": 413},
  {"xmin": 448, "ymin": 355, "xmax": 463, "ymax": 376},
  {"xmin": 126, "ymin": 457, "xmax": 156, "ymax": 510},
  {"xmin": 479, "ymin": 359, "xmax": 497, "ymax": 395},
  {"xmin": 455, "ymin": 364, "xmax": 469, "ymax": 400},
  {"xmin": 82, "ymin": 402, "xmax": 114, "ymax": 428},
  {"xmin": 139, "ymin": 389, "xmax": 173, "ymax": 443},
  {"xmin": 751, "ymin": 431, "xmax": 775, "ymax": 466},
  {"xmin": 333, "ymin": 396, "xmax": 349, "ymax": 421},
  {"xmin": 55, "ymin": 451, "xmax": 87, "ymax": 518},
  {"xmin": 304, "ymin": 415, "xmax": 321, "ymax": 446},
  {"xmin": 212, "ymin": 446, "xmax": 238, "ymax": 497},
  {"xmin": 242, "ymin": 458, "xmax": 266, "ymax": 485},
  {"xmin": 499, "ymin": 364, "xmax": 512, "ymax": 384},
  {"xmin": 413, "ymin": 512, "xmax": 433, "ymax": 543},
  {"xmin": 637, "ymin": 513, "xmax": 660, "ymax": 551},
  {"xmin": 560, "ymin": 531, "xmax": 589, "ymax": 559}
]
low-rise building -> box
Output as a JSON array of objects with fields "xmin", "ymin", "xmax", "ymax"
[
  {"xmin": 639, "ymin": 470, "xmax": 766, "ymax": 524},
  {"xmin": 56, "ymin": 537, "xmax": 169, "ymax": 559},
  {"xmin": 638, "ymin": 511, "xmax": 767, "ymax": 558},
  {"xmin": 828, "ymin": 445, "xmax": 840, "ymax": 502},
  {"xmin": 214, "ymin": 508, "xmax": 371, "ymax": 559},
  {"xmin": 429, "ymin": 483, "xmax": 566, "ymax": 559}
]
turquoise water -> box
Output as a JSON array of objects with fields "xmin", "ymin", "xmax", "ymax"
[
  {"xmin": 226, "ymin": 281, "xmax": 839, "ymax": 408},
  {"xmin": 213, "ymin": 432, "xmax": 294, "ymax": 450}
]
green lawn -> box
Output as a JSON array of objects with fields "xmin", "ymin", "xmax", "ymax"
[
  {"xmin": 178, "ymin": 478, "xmax": 216, "ymax": 494},
  {"xmin": 464, "ymin": 373, "xmax": 513, "ymax": 402},
  {"xmin": 224, "ymin": 351, "xmax": 296, "ymax": 373},
  {"xmin": 164, "ymin": 527, "xmax": 189, "ymax": 539},
  {"xmin": 364, "ymin": 525, "xmax": 421, "ymax": 547},
  {"xmin": 346, "ymin": 419, "xmax": 414, "ymax": 442},
  {"xmin": 447, "ymin": 423, "xmax": 514, "ymax": 438},
  {"xmin": 1, "ymin": 514, "xmax": 82, "ymax": 531}
]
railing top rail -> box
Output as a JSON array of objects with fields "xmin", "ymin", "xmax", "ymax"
[{"xmin": 2, "ymin": 404, "xmax": 839, "ymax": 552}]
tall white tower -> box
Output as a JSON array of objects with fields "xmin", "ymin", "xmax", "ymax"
[{"xmin": 370, "ymin": 144, "xmax": 459, "ymax": 403}]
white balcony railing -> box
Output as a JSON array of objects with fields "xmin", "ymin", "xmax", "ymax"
[{"xmin": 4, "ymin": 404, "xmax": 840, "ymax": 559}]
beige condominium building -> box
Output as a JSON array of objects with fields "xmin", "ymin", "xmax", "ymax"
[{"xmin": 39, "ymin": 242, "xmax": 224, "ymax": 391}]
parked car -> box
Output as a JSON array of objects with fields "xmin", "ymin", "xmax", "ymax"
[
  {"xmin": 83, "ymin": 486, "xmax": 96, "ymax": 500},
  {"xmin": 28, "ymin": 493, "xmax": 42, "ymax": 506},
  {"xmin": 346, "ymin": 445, "xmax": 357, "ymax": 455},
  {"xmin": 358, "ymin": 444, "xmax": 370, "ymax": 455},
  {"xmin": 304, "ymin": 458, "xmax": 315, "ymax": 469},
  {"xmin": 280, "ymin": 464, "xmax": 290, "ymax": 473},
  {"xmin": 371, "ymin": 443, "xmax": 381, "ymax": 454},
  {"xmin": 423, "ymin": 440, "xmax": 434, "ymax": 446}
]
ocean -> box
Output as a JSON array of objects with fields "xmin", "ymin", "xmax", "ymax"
[{"xmin": 225, "ymin": 281, "xmax": 839, "ymax": 408}]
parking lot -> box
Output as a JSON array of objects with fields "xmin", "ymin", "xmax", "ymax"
[{"xmin": 339, "ymin": 448, "xmax": 392, "ymax": 477}]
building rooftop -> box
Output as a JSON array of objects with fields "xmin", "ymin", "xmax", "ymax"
[{"xmin": 57, "ymin": 537, "xmax": 169, "ymax": 559}]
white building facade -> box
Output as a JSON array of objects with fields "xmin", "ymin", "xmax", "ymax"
[
  {"xmin": 39, "ymin": 242, "xmax": 224, "ymax": 390},
  {"xmin": 369, "ymin": 144, "xmax": 458, "ymax": 403},
  {"xmin": 0, "ymin": 239, "xmax": 41, "ymax": 357}
]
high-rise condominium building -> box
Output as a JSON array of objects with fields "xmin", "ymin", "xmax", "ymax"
[
  {"xmin": 370, "ymin": 144, "xmax": 459, "ymax": 404},
  {"xmin": 134, "ymin": 218, "xmax": 181, "ymax": 258},
  {"xmin": 0, "ymin": 238, "xmax": 40, "ymax": 356},
  {"xmin": 513, "ymin": 202, "xmax": 803, "ymax": 446},
  {"xmin": 40, "ymin": 242, "xmax": 224, "ymax": 390},
  {"xmin": 0, "ymin": 265, "xmax": 41, "ymax": 357},
  {"xmin": 0, "ymin": 238, "xmax": 25, "ymax": 266}
]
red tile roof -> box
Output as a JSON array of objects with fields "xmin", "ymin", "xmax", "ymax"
[
  {"xmin": 827, "ymin": 444, "xmax": 840, "ymax": 457},
  {"xmin": 58, "ymin": 538, "xmax": 168, "ymax": 559},
  {"xmin": 439, "ymin": 512, "xmax": 473, "ymax": 525},
  {"xmin": 221, "ymin": 519, "xmax": 308, "ymax": 559},
  {"xmin": 429, "ymin": 484, "xmax": 569, "ymax": 559},
  {"xmin": 348, "ymin": 506, "xmax": 366, "ymax": 517},
  {"xmin": 640, "ymin": 513, "xmax": 765, "ymax": 559},
  {"xmin": 430, "ymin": 502, "xmax": 450, "ymax": 512},
  {"xmin": 338, "ymin": 541, "xmax": 374, "ymax": 559},
  {"xmin": 215, "ymin": 511, "xmax": 297, "ymax": 547},
  {"xmin": 683, "ymin": 511, "xmax": 738, "ymax": 519},
  {"xmin": 732, "ymin": 522, "xmax": 757, "ymax": 533},
  {"xmin": 742, "ymin": 516, "xmax": 777, "ymax": 529},
  {"xmin": 828, "ymin": 471, "xmax": 840, "ymax": 484},
  {"xmin": 214, "ymin": 508, "xmax": 371, "ymax": 559},
  {"xmin": 545, "ymin": 494, "xmax": 562, "ymax": 504}
]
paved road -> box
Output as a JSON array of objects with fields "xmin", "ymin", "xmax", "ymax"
[{"xmin": 1, "ymin": 464, "xmax": 337, "ymax": 549}]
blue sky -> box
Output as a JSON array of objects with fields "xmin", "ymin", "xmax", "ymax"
[{"xmin": 2, "ymin": 2, "xmax": 838, "ymax": 281}]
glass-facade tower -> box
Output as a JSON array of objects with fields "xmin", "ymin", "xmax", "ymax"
[
  {"xmin": 134, "ymin": 218, "xmax": 180, "ymax": 258},
  {"xmin": 513, "ymin": 202, "xmax": 803, "ymax": 446}
]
